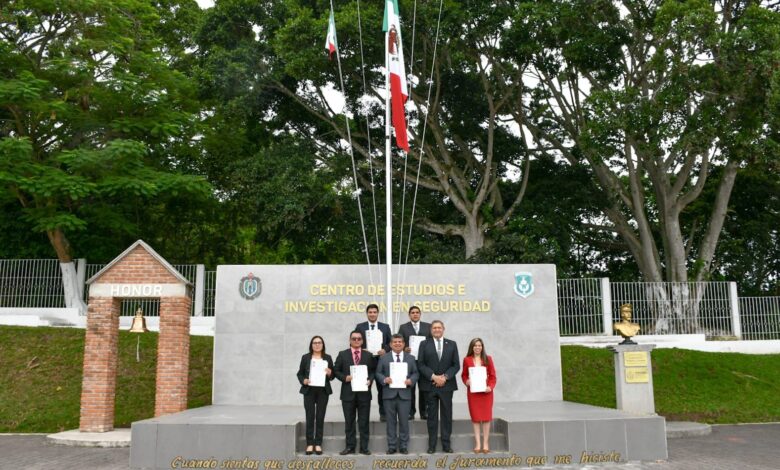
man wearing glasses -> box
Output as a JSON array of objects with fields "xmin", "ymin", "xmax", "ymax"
[{"xmin": 334, "ymin": 330, "xmax": 376, "ymax": 455}]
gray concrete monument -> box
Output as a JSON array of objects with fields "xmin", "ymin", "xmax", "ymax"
[
  {"xmin": 213, "ymin": 264, "xmax": 561, "ymax": 405},
  {"xmin": 130, "ymin": 264, "xmax": 667, "ymax": 469},
  {"xmin": 608, "ymin": 343, "xmax": 658, "ymax": 415}
]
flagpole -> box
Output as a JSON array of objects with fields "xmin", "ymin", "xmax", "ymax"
[{"xmin": 384, "ymin": 22, "xmax": 393, "ymax": 331}]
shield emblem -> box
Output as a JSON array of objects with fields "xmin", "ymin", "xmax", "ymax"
[
  {"xmin": 513, "ymin": 272, "xmax": 534, "ymax": 298},
  {"xmin": 239, "ymin": 273, "xmax": 261, "ymax": 300}
]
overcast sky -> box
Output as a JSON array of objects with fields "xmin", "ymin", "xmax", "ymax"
[{"xmin": 196, "ymin": 0, "xmax": 213, "ymax": 8}]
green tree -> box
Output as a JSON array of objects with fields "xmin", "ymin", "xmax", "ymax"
[
  {"xmin": 0, "ymin": 1, "xmax": 209, "ymax": 311},
  {"xmin": 196, "ymin": 0, "xmax": 534, "ymax": 259},
  {"xmin": 509, "ymin": 0, "xmax": 780, "ymax": 287}
]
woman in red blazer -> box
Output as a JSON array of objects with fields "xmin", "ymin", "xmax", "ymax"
[{"xmin": 461, "ymin": 338, "xmax": 497, "ymax": 453}]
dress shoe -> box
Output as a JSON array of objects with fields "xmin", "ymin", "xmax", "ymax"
[
  {"xmin": 443, "ymin": 447, "xmax": 454, "ymax": 453},
  {"xmin": 315, "ymin": 447, "xmax": 323, "ymax": 455},
  {"xmin": 380, "ymin": 415, "xmax": 387, "ymax": 422},
  {"xmin": 360, "ymin": 449, "xmax": 371, "ymax": 455},
  {"xmin": 387, "ymin": 449, "xmax": 397, "ymax": 455},
  {"xmin": 339, "ymin": 448, "xmax": 355, "ymax": 455},
  {"xmin": 400, "ymin": 449, "xmax": 408, "ymax": 455},
  {"xmin": 420, "ymin": 415, "xmax": 428, "ymax": 420},
  {"xmin": 305, "ymin": 450, "xmax": 313, "ymax": 455},
  {"xmin": 427, "ymin": 447, "xmax": 435, "ymax": 454},
  {"xmin": 408, "ymin": 414, "xmax": 415, "ymax": 420}
]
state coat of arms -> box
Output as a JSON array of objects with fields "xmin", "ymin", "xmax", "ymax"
[
  {"xmin": 239, "ymin": 273, "xmax": 262, "ymax": 300},
  {"xmin": 513, "ymin": 272, "xmax": 534, "ymax": 298}
]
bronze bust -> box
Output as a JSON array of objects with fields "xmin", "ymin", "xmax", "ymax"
[{"xmin": 614, "ymin": 303, "xmax": 640, "ymax": 344}]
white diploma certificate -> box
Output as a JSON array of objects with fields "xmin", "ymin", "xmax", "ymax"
[
  {"xmin": 389, "ymin": 362, "xmax": 408, "ymax": 389},
  {"xmin": 366, "ymin": 329, "xmax": 383, "ymax": 354},
  {"xmin": 409, "ymin": 335, "xmax": 425, "ymax": 358},
  {"xmin": 308, "ymin": 358, "xmax": 327, "ymax": 387},
  {"xmin": 469, "ymin": 366, "xmax": 488, "ymax": 393},
  {"xmin": 350, "ymin": 365, "xmax": 369, "ymax": 392}
]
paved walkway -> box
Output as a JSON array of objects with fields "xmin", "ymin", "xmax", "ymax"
[{"xmin": 2, "ymin": 424, "xmax": 779, "ymax": 470}]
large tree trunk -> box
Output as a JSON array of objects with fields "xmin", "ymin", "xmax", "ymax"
[
  {"xmin": 47, "ymin": 228, "xmax": 87, "ymax": 315},
  {"xmin": 462, "ymin": 219, "xmax": 486, "ymax": 259}
]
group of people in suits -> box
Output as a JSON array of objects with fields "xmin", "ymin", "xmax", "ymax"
[{"xmin": 296, "ymin": 303, "xmax": 497, "ymax": 456}]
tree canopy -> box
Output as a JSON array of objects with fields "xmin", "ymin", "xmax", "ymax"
[{"xmin": 1, "ymin": 0, "xmax": 778, "ymax": 296}]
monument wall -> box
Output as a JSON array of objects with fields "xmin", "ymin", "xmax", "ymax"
[{"xmin": 213, "ymin": 264, "xmax": 561, "ymax": 406}]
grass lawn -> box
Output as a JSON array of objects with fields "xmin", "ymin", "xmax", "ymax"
[
  {"xmin": 0, "ymin": 326, "xmax": 212, "ymax": 432},
  {"xmin": 1, "ymin": 326, "xmax": 779, "ymax": 432}
]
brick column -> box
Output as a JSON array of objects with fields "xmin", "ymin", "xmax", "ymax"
[
  {"xmin": 155, "ymin": 296, "xmax": 192, "ymax": 416},
  {"xmin": 79, "ymin": 296, "xmax": 120, "ymax": 432}
]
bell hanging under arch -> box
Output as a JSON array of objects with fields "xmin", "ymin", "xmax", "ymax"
[{"xmin": 129, "ymin": 307, "xmax": 149, "ymax": 333}]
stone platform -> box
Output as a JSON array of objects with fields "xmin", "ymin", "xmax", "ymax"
[{"xmin": 130, "ymin": 401, "xmax": 667, "ymax": 469}]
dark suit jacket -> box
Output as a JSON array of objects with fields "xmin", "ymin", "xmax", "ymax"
[
  {"xmin": 296, "ymin": 353, "xmax": 335, "ymax": 395},
  {"xmin": 397, "ymin": 321, "xmax": 432, "ymax": 349},
  {"xmin": 355, "ymin": 321, "xmax": 392, "ymax": 354},
  {"xmin": 334, "ymin": 348, "xmax": 376, "ymax": 401},
  {"xmin": 375, "ymin": 351, "xmax": 419, "ymax": 400},
  {"xmin": 416, "ymin": 337, "xmax": 460, "ymax": 392}
]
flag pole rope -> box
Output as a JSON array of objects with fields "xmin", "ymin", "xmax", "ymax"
[
  {"xmin": 394, "ymin": 0, "xmax": 419, "ymax": 323},
  {"xmin": 402, "ymin": 0, "xmax": 445, "ymax": 276},
  {"xmin": 329, "ymin": 0, "xmax": 374, "ymax": 291},
  {"xmin": 355, "ymin": 0, "xmax": 383, "ymax": 297}
]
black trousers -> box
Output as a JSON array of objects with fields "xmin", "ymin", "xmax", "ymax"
[
  {"xmin": 375, "ymin": 379, "xmax": 385, "ymax": 416},
  {"xmin": 426, "ymin": 389, "xmax": 453, "ymax": 449},
  {"xmin": 303, "ymin": 388, "xmax": 329, "ymax": 445},
  {"xmin": 342, "ymin": 398, "xmax": 371, "ymax": 451},
  {"xmin": 410, "ymin": 385, "xmax": 428, "ymax": 418}
]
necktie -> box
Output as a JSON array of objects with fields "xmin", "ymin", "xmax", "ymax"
[
  {"xmin": 370, "ymin": 324, "xmax": 375, "ymax": 330},
  {"xmin": 413, "ymin": 323, "xmax": 418, "ymax": 334},
  {"xmin": 437, "ymin": 339, "xmax": 442, "ymax": 360},
  {"xmin": 396, "ymin": 354, "xmax": 400, "ymax": 363},
  {"xmin": 353, "ymin": 349, "xmax": 360, "ymax": 365}
]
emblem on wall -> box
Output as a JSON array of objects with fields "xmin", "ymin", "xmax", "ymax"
[
  {"xmin": 239, "ymin": 273, "xmax": 262, "ymax": 300},
  {"xmin": 513, "ymin": 272, "xmax": 534, "ymax": 298}
]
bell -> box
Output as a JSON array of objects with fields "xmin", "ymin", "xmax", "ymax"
[{"xmin": 129, "ymin": 307, "xmax": 149, "ymax": 333}]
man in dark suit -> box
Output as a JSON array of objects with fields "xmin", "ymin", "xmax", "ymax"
[
  {"xmin": 397, "ymin": 305, "xmax": 432, "ymax": 420},
  {"xmin": 417, "ymin": 320, "xmax": 459, "ymax": 453},
  {"xmin": 375, "ymin": 334, "xmax": 419, "ymax": 454},
  {"xmin": 355, "ymin": 303, "xmax": 392, "ymax": 421},
  {"xmin": 334, "ymin": 330, "xmax": 376, "ymax": 455}
]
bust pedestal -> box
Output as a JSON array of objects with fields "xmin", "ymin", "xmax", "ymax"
[{"xmin": 607, "ymin": 343, "xmax": 656, "ymax": 415}]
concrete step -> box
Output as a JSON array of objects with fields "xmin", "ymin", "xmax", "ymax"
[
  {"xmin": 296, "ymin": 419, "xmax": 508, "ymax": 454},
  {"xmin": 296, "ymin": 432, "xmax": 507, "ymax": 454}
]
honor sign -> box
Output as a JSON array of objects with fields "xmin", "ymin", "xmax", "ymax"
[{"xmin": 214, "ymin": 264, "xmax": 563, "ymax": 406}]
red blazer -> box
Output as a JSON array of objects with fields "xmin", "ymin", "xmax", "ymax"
[{"xmin": 461, "ymin": 355, "xmax": 497, "ymax": 392}]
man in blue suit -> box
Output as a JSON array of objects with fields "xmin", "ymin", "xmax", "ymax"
[
  {"xmin": 376, "ymin": 334, "xmax": 419, "ymax": 454},
  {"xmin": 355, "ymin": 303, "xmax": 392, "ymax": 421},
  {"xmin": 417, "ymin": 320, "xmax": 459, "ymax": 453},
  {"xmin": 397, "ymin": 305, "xmax": 432, "ymax": 420}
]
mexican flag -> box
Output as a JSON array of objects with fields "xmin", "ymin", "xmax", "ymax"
[
  {"xmin": 383, "ymin": 0, "xmax": 409, "ymax": 152},
  {"xmin": 325, "ymin": 11, "xmax": 337, "ymax": 59}
]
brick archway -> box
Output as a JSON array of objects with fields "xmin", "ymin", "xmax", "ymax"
[{"xmin": 79, "ymin": 240, "xmax": 192, "ymax": 432}]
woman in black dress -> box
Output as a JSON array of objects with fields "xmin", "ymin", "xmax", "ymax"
[{"xmin": 296, "ymin": 335, "xmax": 334, "ymax": 455}]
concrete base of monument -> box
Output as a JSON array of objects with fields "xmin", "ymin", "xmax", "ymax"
[
  {"xmin": 47, "ymin": 428, "xmax": 131, "ymax": 447},
  {"xmin": 130, "ymin": 401, "xmax": 666, "ymax": 469}
]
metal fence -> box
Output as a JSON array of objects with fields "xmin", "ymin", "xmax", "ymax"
[
  {"xmin": 5, "ymin": 258, "xmax": 780, "ymax": 341},
  {"xmin": 557, "ymin": 278, "xmax": 608, "ymax": 336},
  {"xmin": 0, "ymin": 259, "xmax": 66, "ymax": 308},
  {"xmin": 610, "ymin": 281, "xmax": 734, "ymax": 336},
  {"xmin": 739, "ymin": 296, "xmax": 780, "ymax": 340},
  {"xmin": 204, "ymin": 271, "xmax": 216, "ymax": 317}
]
